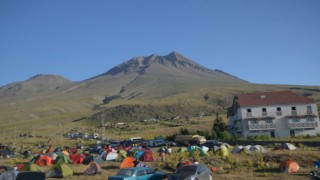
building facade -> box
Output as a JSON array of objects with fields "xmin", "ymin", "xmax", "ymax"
[{"xmin": 227, "ymin": 91, "xmax": 320, "ymax": 138}]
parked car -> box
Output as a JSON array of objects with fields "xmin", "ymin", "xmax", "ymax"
[
  {"xmin": 108, "ymin": 167, "xmax": 168, "ymax": 180},
  {"xmin": 200, "ymin": 140, "xmax": 223, "ymax": 149},
  {"xmin": 168, "ymin": 164, "xmax": 212, "ymax": 180}
]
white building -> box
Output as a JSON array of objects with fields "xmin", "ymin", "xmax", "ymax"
[{"xmin": 227, "ymin": 91, "xmax": 320, "ymax": 138}]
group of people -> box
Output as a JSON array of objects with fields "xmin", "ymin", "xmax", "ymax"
[{"xmin": 158, "ymin": 146, "xmax": 172, "ymax": 162}]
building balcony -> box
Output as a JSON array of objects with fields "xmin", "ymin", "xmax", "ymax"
[
  {"xmin": 307, "ymin": 110, "xmax": 312, "ymax": 115},
  {"xmin": 248, "ymin": 123, "xmax": 276, "ymax": 130},
  {"xmin": 247, "ymin": 112, "xmax": 252, "ymax": 117},
  {"xmin": 288, "ymin": 122, "xmax": 318, "ymax": 129}
]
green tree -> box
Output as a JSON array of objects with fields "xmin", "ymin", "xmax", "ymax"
[
  {"xmin": 219, "ymin": 130, "xmax": 232, "ymax": 140},
  {"xmin": 212, "ymin": 113, "xmax": 226, "ymax": 136}
]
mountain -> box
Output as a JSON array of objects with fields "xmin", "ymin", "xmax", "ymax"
[
  {"xmin": 0, "ymin": 52, "xmax": 319, "ymax": 131},
  {"xmin": 0, "ymin": 74, "xmax": 72, "ymax": 99},
  {"xmin": 80, "ymin": 51, "xmax": 248, "ymax": 100}
]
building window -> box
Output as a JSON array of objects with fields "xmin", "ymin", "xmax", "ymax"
[
  {"xmin": 247, "ymin": 109, "xmax": 252, "ymax": 117},
  {"xmin": 262, "ymin": 108, "xmax": 267, "ymax": 116},
  {"xmin": 292, "ymin": 107, "xmax": 297, "ymax": 115},
  {"xmin": 307, "ymin": 106, "xmax": 312, "ymax": 114},
  {"xmin": 251, "ymin": 120, "xmax": 258, "ymax": 124},
  {"xmin": 265, "ymin": 119, "xmax": 272, "ymax": 123},
  {"xmin": 276, "ymin": 107, "xmax": 282, "ymax": 116},
  {"xmin": 307, "ymin": 117, "xmax": 314, "ymax": 122},
  {"xmin": 292, "ymin": 117, "xmax": 300, "ymax": 122}
]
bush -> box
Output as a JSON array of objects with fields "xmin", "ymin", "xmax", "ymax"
[{"xmin": 219, "ymin": 131, "xmax": 232, "ymax": 140}]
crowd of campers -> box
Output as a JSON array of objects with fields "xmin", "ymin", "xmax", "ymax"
[{"xmin": 2, "ymin": 137, "xmax": 320, "ymax": 179}]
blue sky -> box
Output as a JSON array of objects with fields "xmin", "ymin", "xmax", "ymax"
[{"xmin": 0, "ymin": 0, "xmax": 319, "ymax": 86}]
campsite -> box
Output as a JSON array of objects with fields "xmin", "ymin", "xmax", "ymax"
[{"xmin": 1, "ymin": 135, "xmax": 320, "ymax": 179}]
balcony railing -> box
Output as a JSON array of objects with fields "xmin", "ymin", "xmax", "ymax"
[
  {"xmin": 307, "ymin": 110, "xmax": 312, "ymax": 115},
  {"xmin": 289, "ymin": 122, "xmax": 318, "ymax": 129},
  {"xmin": 247, "ymin": 112, "xmax": 252, "ymax": 117},
  {"xmin": 248, "ymin": 123, "xmax": 276, "ymax": 130}
]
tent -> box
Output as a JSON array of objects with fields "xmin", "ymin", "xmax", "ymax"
[
  {"xmin": 142, "ymin": 150, "xmax": 156, "ymax": 162},
  {"xmin": 82, "ymin": 155, "xmax": 94, "ymax": 165},
  {"xmin": 282, "ymin": 143, "xmax": 297, "ymax": 151},
  {"xmin": 0, "ymin": 167, "xmax": 19, "ymax": 180},
  {"xmin": 177, "ymin": 147, "xmax": 188, "ymax": 153},
  {"xmin": 70, "ymin": 154, "xmax": 85, "ymax": 164},
  {"xmin": 116, "ymin": 150, "xmax": 127, "ymax": 161},
  {"xmin": 16, "ymin": 172, "xmax": 45, "ymax": 180},
  {"xmin": 279, "ymin": 160, "xmax": 299, "ymax": 173},
  {"xmin": 19, "ymin": 163, "xmax": 44, "ymax": 172},
  {"xmin": 83, "ymin": 162, "xmax": 102, "ymax": 175},
  {"xmin": 189, "ymin": 146, "xmax": 207, "ymax": 157},
  {"xmin": 216, "ymin": 145, "xmax": 229, "ymax": 158},
  {"xmin": 47, "ymin": 163, "xmax": 73, "ymax": 178},
  {"xmin": 315, "ymin": 160, "xmax": 320, "ymax": 168},
  {"xmin": 82, "ymin": 155, "xmax": 104, "ymax": 165},
  {"xmin": 231, "ymin": 146, "xmax": 243, "ymax": 154},
  {"xmin": 55, "ymin": 154, "xmax": 71, "ymax": 165},
  {"xmin": 34, "ymin": 155, "xmax": 53, "ymax": 166},
  {"xmin": 31, "ymin": 155, "xmax": 53, "ymax": 166},
  {"xmin": 106, "ymin": 152, "xmax": 118, "ymax": 161},
  {"xmin": 120, "ymin": 157, "xmax": 135, "ymax": 169},
  {"xmin": 134, "ymin": 150, "xmax": 145, "ymax": 160}
]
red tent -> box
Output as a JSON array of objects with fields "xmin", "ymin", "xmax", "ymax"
[
  {"xmin": 70, "ymin": 154, "xmax": 85, "ymax": 164},
  {"xmin": 142, "ymin": 150, "xmax": 156, "ymax": 162}
]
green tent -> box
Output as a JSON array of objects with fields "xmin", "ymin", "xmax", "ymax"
[
  {"xmin": 189, "ymin": 146, "xmax": 207, "ymax": 157},
  {"xmin": 20, "ymin": 163, "xmax": 44, "ymax": 172},
  {"xmin": 47, "ymin": 163, "xmax": 73, "ymax": 178},
  {"xmin": 55, "ymin": 154, "xmax": 71, "ymax": 165},
  {"xmin": 116, "ymin": 150, "xmax": 127, "ymax": 161},
  {"xmin": 177, "ymin": 147, "xmax": 188, "ymax": 153}
]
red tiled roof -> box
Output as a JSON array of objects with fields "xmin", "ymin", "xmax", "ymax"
[{"xmin": 235, "ymin": 91, "xmax": 315, "ymax": 107}]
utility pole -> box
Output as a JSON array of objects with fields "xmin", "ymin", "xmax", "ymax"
[{"xmin": 100, "ymin": 114, "xmax": 105, "ymax": 141}]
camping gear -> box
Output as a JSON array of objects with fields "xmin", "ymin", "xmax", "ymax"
[
  {"xmin": 216, "ymin": 145, "xmax": 229, "ymax": 158},
  {"xmin": 47, "ymin": 163, "xmax": 73, "ymax": 178},
  {"xmin": 315, "ymin": 161, "xmax": 320, "ymax": 168},
  {"xmin": 134, "ymin": 150, "xmax": 145, "ymax": 160},
  {"xmin": 282, "ymin": 143, "xmax": 297, "ymax": 150},
  {"xmin": 279, "ymin": 159, "xmax": 299, "ymax": 173},
  {"xmin": 70, "ymin": 154, "xmax": 85, "ymax": 164},
  {"xmin": 19, "ymin": 163, "xmax": 44, "ymax": 172},
  {"xmin": 142, "ymin": 150, "xmax": 156, "ymax": 162},
  {"xmin": 231, "ymin": 146, "xmax": 243, "ymax": 154},
  {"xmin": 120, "ymin": 157, "xmax": 135, "ymax": 169},
  {"xmin": 16, "ymin": 172, "xmax": 45, "ymax": 180},
  {"xmin": 106, "ymin": 152, "xmax": 118, "ymax": 161},
  {"xmin": 83, "ymin": 162, "xmax": 102, "ymax": 175},
  {"xmin": 34, "ymin": 155, "xmax": 53, "ymax": 166},
  {"xmin": 0, "ymin": 166, "xmax": 19, "ymax": 180},
  {"xmin": 55, "ymin": 154, "xmax": 71, "ymax": 165}
]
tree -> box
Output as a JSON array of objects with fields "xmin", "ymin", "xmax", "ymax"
[
  {"xmin": 212, "ymin": 113, "xmax": 226, "ymax": 134},
  {"xmin": 219, "ymin": 131, "xmax": 232, "ymax": 140}
]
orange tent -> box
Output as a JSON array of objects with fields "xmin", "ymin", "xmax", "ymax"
[
  {"xmin": 62, "ymin": 150, "xmax": 70, "ymax": 157},
  {"xmin": 35, "ymin": 155, "xmax": 53, "ymax": 166},
  {"xmin": 279, "ymin": 159, "xmax": 299, "ymax": 173},
  {"xmin": 120, "ymin": 157, "xmax": 135, "ymax": 169}
]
